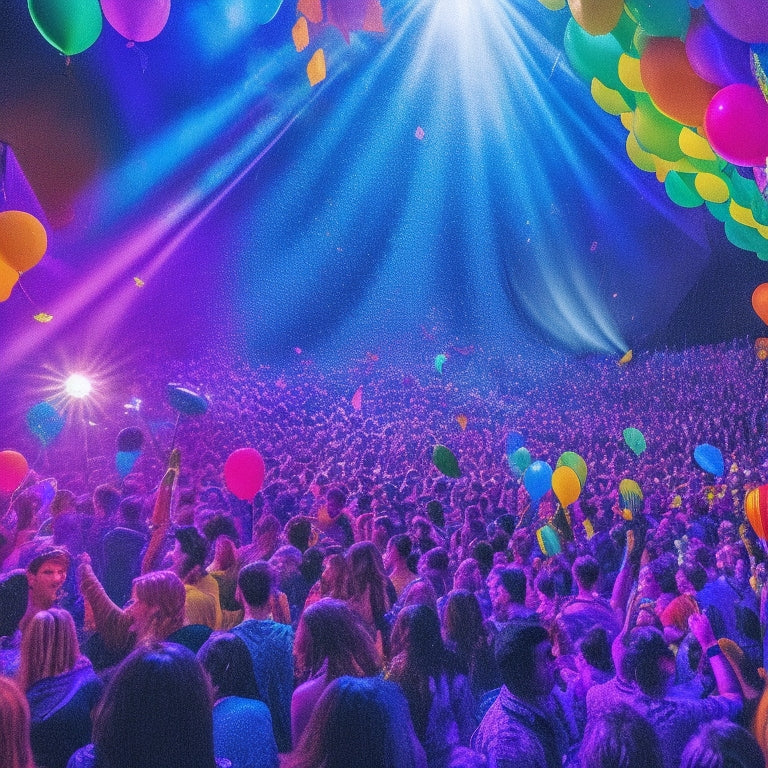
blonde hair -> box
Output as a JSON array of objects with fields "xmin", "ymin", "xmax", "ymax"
[
  {"xmin": 0, "ymin": 676, "xmax": 34, "ymax": 768},
  {"xmin": 18, "ymin": 608, "xmax": 79, "ymax": 691},
  {"xmin": 132, "ymin": 570, "xmax": 186, "ymax": 641}
]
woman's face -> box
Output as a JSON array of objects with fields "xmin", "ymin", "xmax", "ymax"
[{"xmin": 126, "ymin": 587, "xmax": 154, "ymax": 637}]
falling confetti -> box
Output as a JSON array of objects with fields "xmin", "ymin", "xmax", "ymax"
[
  {"xmin": 307, "ymin": 48, "xmax": 326, "ymax": 86},
  {"xmin": 617, "ymin": 349, "xmax": 633, "ymax": 366},
  {"xmin": 590, "ymin": 241, "xmax": 597, "ymax": 252},
  {"xmin": 434, "ymin": 353, "xmax": 447, "ymax": 374},
  {"xmin": 33, "ymin": 312, "xmax": 53, "ymax": 323},
  {"xmin": 351, "ymin": 385, "xmax": 363, "ymax": 411},
  {"xmin": 456, "ymin": 414, "xmax": 467, "ymax": 430},
  {"xmin": 294, "ymin": 347, "xmax": 302, "ymax": 354},
  {"xmin": 415, "ymin": 126, "xmax": 425, "ymax": 140},
  {"xmin": 293, "ymin": 16, "xmax": 309, "ymax": 52},
  {"xmin": 133, "ymin": 277, "xmax": 145, "ymax": 287}
]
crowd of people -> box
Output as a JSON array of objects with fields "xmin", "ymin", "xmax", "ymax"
[{"xmin": 2, "ymin": 337, "xmax": 768, "ymax": 767}]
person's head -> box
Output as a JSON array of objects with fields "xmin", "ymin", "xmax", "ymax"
[
  {"xmin": 173, "ymin": 526, "xmax": 209, "ymax": 580},
  {"xmin": 285, "ymin": 516, "xmax": 314, "ymax": 552},
  {"xmin": 26, "ymin": 548, "xmax": 70, "ymax": 610},
  {"xmin": 93, "ymin": 642, "xmax": 216, "ymax": 768},
  {"xmin": 211, "ymin": 535, "xmax": 238, "ymax": 571},
  {"xmin": 320, "ymin": 553, "xmax": 348, "ymax": 598},
  {"xmin": 495, "ymin": 620, "xmax": 555, "ymax": 700},
  {"xmin": 0, "ymin": 571, "xmax": 28, "ymax": 637},
  {"xmin": 346, "ymin": 541, "xmax": 387, "ymax": 596},
  {"xmin": 452, "ymin": 559, "xmax": 484, "ymax": 593},
  {"xmin": 126, "ymin": 570, "xmax": 186, "ymax": 643},
  {"xmin": 390, "ymin": 604, "xmax": 445, "ymax": 675},
  {"xmin": 197, "ymin": 633, "xmax": 260, "ymax": 700},
  {"xmin": 0, "ymin": 676, "xmax": 34, "ymax": 768},
  {"xmin": 577, "ymin": 626, "xmax": 614, "ymax": 675},
  {"xmin": 294, "ymin": 598, "xmax": 381, "ymax": 682},
  {"xmin": 579, "ymin": 703, "xmax": 664, "ymax": 768},
  {"xmin": 572, "ymin": 555, "xmax": 600, "ymax": 592},
  {"xmin": 269, "ymin": 545, "xmax": 303, "ymax": 580},
  {"xmin": 18, "ymin": 608, "xmax": 80, "ymax": 690},
  {"xmin": 681, "ymin": 720, "xmax": 764, "ymax": 768},
  {"xmin": 622, "ymin": 626, "xmax": 675, "ymax": 697},
  {"xmin": 286, "ymin": 676, "xmax": 423, "ymax": 768},
  {"xmin": 326, "ymin": 486, "xmax": 347, "ymax": 516},
  {"xmin": 442, "ymin": 589, "xmax": 485, "ymax": 654},
  {"xmin": 93, "ymin": 484, "xmax": 121, "ymax": 517},
  {"xmin": 237, "ymin": 561, "xmax": 273, "ymax": 609},
  {"xmin": 384, "ymin": 534, "xmax": 412, "ymax": 571},
  {"xmin": 487, "ymin": 566, "xmax": 526, "ymax": 613}
]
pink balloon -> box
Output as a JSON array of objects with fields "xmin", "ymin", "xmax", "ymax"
[
  {"xmin": 0, "ymin": 450, "xmax": 29, "ymax": 494},
  {"xmin": 224, "ymin": 448, "xmax": 265, "ymax": 500},
  {"xmin": 704, "ymin": 85, "xmax": 768, "ymax": 167},
  {"xmin": 704, "ymin": 0, "xmax": 768, "ymax": 44},
  {"xmin": 685, "ymin": 8, "xmax": 753, "ymax": 86},
  {"xmin": 102, "ymin": 0, "xmax": 171, "ymax": 43}
]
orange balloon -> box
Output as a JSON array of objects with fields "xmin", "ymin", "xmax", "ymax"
[
  {"xmin": 0, "ymin": 450, "xmax": 29, "ymax": 494},
  {"xmin": 0, "ymin": 211, "xmax": 48, "ymax": 273},
  {"xmin": 745, "ymin": 486, "xmax": 768, "ymax": 540},
  {"xmin": 0, "ymin": 259, "xmax": 19, "ymax": 301},
  {"xmin": 552, "ymin": 465, "xmax": 581, "ymax": 508},
  {"xmin": 640, "ymin": 37, "xmax": 718, "ymax": 127},
  {"xmin": 567, "ymin": 0, "xmax": 623, "ymax": 35},
  {"xmin": 752, "ymin": 284, "xmax": 768, "ymax": 325}
]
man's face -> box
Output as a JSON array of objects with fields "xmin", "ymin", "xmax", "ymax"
[
  {"xmin": 531, "ymin": 640, "xmax": 557, "ymax": 697},
  {"xmin": 27, "ymin": 560, "xmax": 67, "ymax": 608}
]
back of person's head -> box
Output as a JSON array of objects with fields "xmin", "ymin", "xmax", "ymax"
[
  {"xmin": 471, "ymin": 542, "xmax": 494, "ymax": 577},
  {"xmin": 197, "ymin": 633, "xmax": 260, "ymax": 700},
  {"xmin": 453, "ymin": 559, "xmax": 484, "ymax": 593},
  {"xmin": 132, "ymin": 571, "xmax": 186, "ymax": 639},
  {"xmin": 0, "ymin": 571, "xmax": 28, "ymax": 637},
  {"xmin": 93, "ymin": 484, "xmax": 121, "ymax": 516},
  {"xmin": 391, "ymin": 604, "xmax": 446, "ymax": 678},
  {"xmin": 238, "ymin": 561, "xmax": 273, "ymax": 608},
  {"xmin": 443, "ymin": 590, "xmax": 484, "ymax": 655},
  {"xmin": 426, "ymin": 500, "xmax": 444, "ymax": 529},
  {"xmin": 93, "ymin": 642, "xmax": 215, "ymax": 768},
  {"xmin": 294, "ymin": 598, "xmax": 381, "ymax": 682},
  {"xmin": 286, "ymin": 676, "xmax": 423, "ymax": 768},
  {"xmin": 118, "ymin": 496, "xmax": 144, "ymax": 526},
  {"xmin": 622, "ymin": 626, "xmax": 674, "ymax": 697},
  {"xmin": 346, "ymin": 542, "xmax": 385, "ymax": 594},
  {"xmin": 497, "ymin": 567, "xmax": 527, "ymax": 605},
  {"xmin": 390, "ymin": 534, "xmax": 412, "ymax": 561},
  {"xmin": 578, "ymin": 626, "xmax": 614, "ymax": 674},
  {"xmin": 285, "ymin": 516, "xmax": 314, "ymax": 552},
  {"xmin": 200, "ymin": 513, "xmax": 240, "ymax": 547},
  {"xmin": 681, "ymin": 720, "xmax": 764, "ymax": 768},
  {"xmin": 174, "ymin": 526, "xmax": 209, "ymax": 576},
  {"xmin": 18, "ymin": 608, "xmax": 79, "ymax": 690},
  {"xmin": 579, "ymin": 703, "xmax": 663, "ymax": 768},
  {"xmin": 301, "ymin": 546, "xmax": 324, "ymax": 584},
  {"xmin": 495, "ymin": 620, "xmax": 549, "ymax": 696},
  {"xmin": 0, "ymin": 676, "xmax": 35, "ymax": 768},
  {"xmin": 573, "ymin": 555, "xmax": 600, "ymax": 591},
  {"xmin": 648, "ymin": 552, "xmax": 679, "ymax": 593}
]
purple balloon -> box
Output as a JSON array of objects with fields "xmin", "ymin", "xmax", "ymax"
[
  {"xmin": 685, "ymin": 8, "xmax": 754, "ymax": 86},
  {"xmin": 704, "ymin": 0, "xmax": 768, "ymax": 44},
  {"xmin": 102, "ymin": 0, "xmax": 171, "ymax": 42}
]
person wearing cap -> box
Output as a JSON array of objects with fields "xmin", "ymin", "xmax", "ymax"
[{"xmin": 20, "ymin": 548, "xmax": 71, "ymax": 634}]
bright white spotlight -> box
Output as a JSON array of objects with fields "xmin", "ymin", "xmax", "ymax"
[{"xmin": 65, "ymin": 374, "xmax": 92, "ymax": 399}]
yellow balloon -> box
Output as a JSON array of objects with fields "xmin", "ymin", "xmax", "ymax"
[
  {"xmin": 568, "ymin": 0, "xmax": 623, "ymax": 35},
  {"xmin": 0, "ymin": 259, "xmax": 19, "ymax": 302},
  {"xmin": 679, "ymin": 127, "xmax": 716, "ymax": 161},
  {"xmin": 591, "ymin": 78, "xmax": 631, "ymax": 114},
  {"xmin": 730, "ymin": 200, "xmax": 759, "ymax": 228},
  {"xmin": 618, "ymin": 54, "xmax": 645, "ymax": 92},
  {"xmin": 552, "ymin": 465, "xmax": 581, "ymax": 508},
  {"xmin": 0, "ymin": 211, "xmax": 47, "ymax": 273},
  {"xmin": 694, "ymin": 173, "xmax": 730, "ymax": 204},
  {"xmin": 537, "ymin": 0, "xmax": 566, "ymax": 8},
  {"xmin": 626, "ymin": 131, "xmax": 656, "ymax": 172}
]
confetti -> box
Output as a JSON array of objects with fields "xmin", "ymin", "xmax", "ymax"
[
  {"xmin": 590, "ymin": 241, "xmax": 597, "ymax": 252},
  {"xmin": 456, "ymin": 414, "xmax": 467, "ymax": 430},
  {"xmin": 133, "ymin": 277, "xmax": 145, "ymax": 287},
  {"xmin": 292, "ymin": 16, "xmax": 310, "ymax": 52},
  {"xmin": 307, "ymin": 49, "xmax": 326, "ymax": 87},
  {"xmin": 415, "ymin": 126, "xmax": 425, "ymax": 140},
  {"xmin": 33, "ymin": 312, "xmax": 53, "ymax": 323}
]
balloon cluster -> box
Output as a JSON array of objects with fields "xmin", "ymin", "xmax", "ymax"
[
  {"xmin": 0, "ymin": 211, "xmax": 48, "ymax": 302},
  {"xmin": 27, "ymin": 0, "xmax": 171, "ymax": 56},
  {"xmin": 546, "ymin": 0, "xmax": 768, "ymax": 258}
]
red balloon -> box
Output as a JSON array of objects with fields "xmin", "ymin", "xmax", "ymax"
[
  {"xmin": 704, "ymin": 85, "xmax": 768, "ymax": 167},
  {"xmin": 0, "ymin": 450, "xmax": 29, "ymax": 494},
  {"xmin": 746, "ymin": 485, "xmax": 768, "ymax": 540},
  {"xmin": 224, "ymin": 448, "xmax": 265, "ymax": 500}
]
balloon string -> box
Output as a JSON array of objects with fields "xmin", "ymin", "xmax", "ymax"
[{"xmin": 16, "ymin": 279, "xmax": 37, "ymax": 307}]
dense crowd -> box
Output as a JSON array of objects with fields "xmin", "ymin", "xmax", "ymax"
[{"xmin": 3, "ymin": 337, "xmax": 768, "ymax": 768}]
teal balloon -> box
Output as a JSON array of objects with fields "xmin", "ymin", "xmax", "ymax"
[
  {"xmin": 564, "ymin": 18, "xmax": 625, "ymax": 91},
  {"xmin": 694, "ymin": 443, "xmax": 725, "ymax": 476},
  {"xmin": 725, "ymin": 219, "xmax": 768, "ymax": 254},
  {"xmin": 623, "ymin": 427, "xmax": 647, "ymax": 456},
  {"xmin": 524, "ymin": 461, "xmax": 553, "ymax": 503},
  {"xmin": 705, "ymin": 200, "xmax": 730, "ymax": 222},
  {"xmin": 625, "ymin": 0, "xmax": 690, "ymax": 37},
  {"xmin": 253, "ymin": 0, "xmax": 283, "ymax": 24},
  {"xmin": 508, "ymin": 447, "xmax": 532, "ymax": 477},
  {"xmin": 26, "ymin": 402, "xmax": 64, "ymax": 446},
  {"xmin": 537, "ymin": 525, "xmax": 562, "ymax": 556},
  {"xmin": 434, "ymin": 354, "xmax": 447, "ymax": 374},
  {"xmin": 28, "ymin": 0, "xmax": 103, "ymax": 56},
  {"xmin": 665, "ymin": 172, "xmax": 703, "ymax": 209},
  {"xmin": 116, "ymin": 450, "xmax": 141, "ymax": 478},
  {"xmin": 432, "ymin": 444, "xmax": 461, "ymax": 478},
  {"xmin": 556, "ymin": 451, "xmax": 588, "ymax": 487}
]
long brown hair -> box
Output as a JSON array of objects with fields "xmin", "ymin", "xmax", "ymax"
[
  {"xmin": 0, "ymin": 676, "xmax": 35, "ymax": 768},
  {"xmin": 132, "ymin": 571, "xmax": 186, "ymax": 642},
  {"xmin": 18, "ymin": 608, "xmax": 79, "ymax": 690}
]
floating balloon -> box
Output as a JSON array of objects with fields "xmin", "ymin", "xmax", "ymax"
[
  {"xmin": 434, "ymin": 354, "xmax": 447, "ymax": 374},
  {"xmin": 0, "ymin": 211, "xmax": 47, "ymax": 273},
  {"xmin": 745, "ymin": 485, "xmax": 768, "ymax": 540},
  {"xmin": 0, "ymin": 450, "xmax": 29, "ymax": 494},
  {"xmin": 506, "ymin": 431, "xmax": 525, "ymax": 456},
  {"xmin": 625, "ymin": 0, "xmax": 689, "ymax": 37},
  {"xmin": 619, "ymin": 478, "xmax": 644, "ymax": 515},
  {"xmin": 537, "ymin": 524, "xmax": 562, "ymax": 556},
  {"xmin": 224, "ymin": 448, "xmax": 266, "ymax": 500},
  {"xmin": 704, "ymin": 85, "xmax": 768, "ymax": 168},
  {"xmin": 633, "ymin": 93, "xmax": 685, "ymax": 161},
  {"xmin": 564, "ymin": 18, "xmax": 625, "ymax": 92},
  {"xmin": 704, "ymin": 0, "xmax": 768, "ymax": 44},
  {"xmin": 116, "ymin": 450, "xmax": 141, "ymax": 478},
  {"xmin": 556, "ymin": 451, "xmax": 588, "ymax": 487},
  {"xmin": 432, "ymin": 444, "xmax": 461, "ymax": 478},
  {"xmin": 552, "ymin": 465, "xmax": 582, "ymax": 508},
  {"xmin": 752, "ymin": 284, "xmax": 768, "ymax": 325},
  {"xmin": 116, "ymin": 427, "xmax": 144, "ymax": 453},
  {"xmin": 101, "ymin": 0, "xmax": 171, "ymax": 42},
  {"xmin": 524, "ymin": 461, "xmax": 553, "ymax": 504},
  {"xmin": 25, "ymin": 402, "xmax": 64, "ymax": 446},
  {"xmin": 508, "ymin": 447, "xmax": 532, "ymax": 477},
  {"xmin": 623, "ymin": 427, "xmax": 647, "ymax": 455},
  {"xmin": 0, "ymin": 260, "xmax": 18, "ymax": 302},
  {"xmin": 567, "ymin": 0, "xmax": 623, "ymax": 36},
  {"xmin": 694, "ymin": 443, "xmax": 725, "ymax": 476},
  {"xmin": 166, "ymin": 384, "xmax": 209, "ymax": 416},
  {"xmin": 351, "ymin": 386, "xmax": 363, "ymax": 411},
  {"xmin": 27, "ymin": 0, "xmax": 103, "ymax": 55}
]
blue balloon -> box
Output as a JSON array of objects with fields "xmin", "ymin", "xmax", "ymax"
[
  {"xmin": 693, "ymin": 443, "xmax": 725, "ymax": 476},
  {"xmin": 524, "ymin": 460, "xmax": 553, "ymax": 504},
  {"xmin": 116, "ymin": 450, "xmax": 141, "ymax": 478},
  {"xmin": 167, "ymin": 384, "xmax": 209, "ymax": 416},
  {"xmin": 26, "ymin": 402, "xmax": 65, "ymax": 446},
  {"xmin": 505, "ymin": 431, "xmax": 525, "ymax": 456}
]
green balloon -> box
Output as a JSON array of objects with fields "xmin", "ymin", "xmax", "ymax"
[
  {"xmin": 556, "ymin": 451, "xmax": 588, "ymax": 487},
  {"xmin": 664, "ymin": 171, "xmax": 703, "ymax": 209},
  {"xmin": 28, "ymin": 0, "xmax": 102, "ymax": 56},
  {"xmin": 611, "ymin": 11, "xmax": 639, "ymax": 54},
  {"xmin": 623, "ymin": 427, "xmax": 647, "ymax": 456},
  {"xmin": 432, "ymin": 445, "xmax": 461, "ymax": 479},
  {"xmin": 626, "ymin": 0, "xmax": 690, "ymax": 38},
  {"xmin": 725, "ymin": 219, "xmax": 768, "ymax": 255},
  {"xmin": 706, "ymin": 200, "xmax": 730, "ymax": 223},
  {"xmin": 633, "ymin": 93, "xmax": 684, "ymax": 162},
  {"xmin": 564, "ymin": 18, "xmax": 625, "ymax": 92},
  {"xmin": 509, "ymin": 447, "xmax": 532, "ymax": 477}
]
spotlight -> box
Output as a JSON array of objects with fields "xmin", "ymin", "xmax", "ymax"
[{"xmin": 65, "ymin": 374, "xmax": 92, "ymax": 400}]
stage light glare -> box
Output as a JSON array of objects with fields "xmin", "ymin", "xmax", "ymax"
[{"xmin": 65, "ymin": 374, "xmax": 93, "ymax": 399}]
